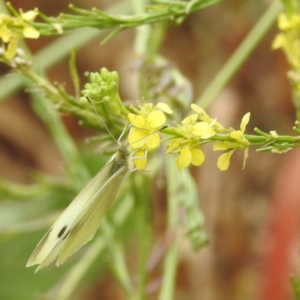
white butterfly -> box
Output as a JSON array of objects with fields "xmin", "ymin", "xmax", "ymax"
[{"xmin": 27, "ymin": 143, "xmax": 134, "ymax": 272}]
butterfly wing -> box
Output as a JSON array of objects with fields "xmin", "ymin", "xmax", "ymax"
[
  {"xmin": 55, "ymin": 168, "xmax": 126, "ymax": 266},
  {"xmin": 27, "ymin": 156, "xmax": 128, "ymax": 271}
]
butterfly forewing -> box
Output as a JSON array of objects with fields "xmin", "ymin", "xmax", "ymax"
[
  {"xmin": 27, "ymin": 146, "xmax": 130, "ymax": 271},
  {"xmin": 55, "ymin": 167, "xmax": 127, "ymax": 266}
]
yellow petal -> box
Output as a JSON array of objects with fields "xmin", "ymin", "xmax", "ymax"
[
  {"xmin": 4, "ymin": 38, "xmax": 17, "ymax": 59},
  {"xmin": 191, "ymin": 104, "xmax": 208, "ymax": 117},
  {"xmin": 242, "ymin": 148, "xmax": 249, "ymax": 170},
  {"xmin": 177, "ymin": 145, "xmax": 192, "ymax": 168},
  {"xmin": 128, "ymin": 128, "xmax": 149, "ymax": 148},
  {"xmin": 0, "ymin": 14, "xmax": 11, "ymax": 23},
  {"xmin": 0, "ymin": 25, "xmax": 11, "ymax": 42},
  {"xmin": 229, "ymin": 130, "xmax": 243, "ymax": 141},
  {"xmin": 193, "ymin": 122, "xmax": 209, "ymax": 134},
  {"xmin": 217, "ymin": 150, "xmax": 234, "ymax": 171},
  {"xmin": 142, "ymin": 103, "xmax": 154, "ymax": 113},
  {"xmin": 145, "ymin": 132, "xmax": 160, "ymax": 149},
  {"xmin": 202, "ymin": 128, "xmax": 216, "ymax": 139},
  {"xmin": 128, "ymin": 114, "xmax": 146, "ymax": 128},
  {"xmin": 133, "ymin": 150, "xmax": 147, "ymax": 170},
  {"xmin": 191, "ymin": 148, "xmax": 205, "ymax": 166},
  {"xmin": 167, "ymin": 139, "xmax": 181, "ymax": 153},
  {"xmin": 213, "ymin": 141, "xmax": 230, "ymax": 151},
  {"xmin": 155, "ymin": 102, "xmax": 173, "ymax": 114},
  {"xmin": 147, "ymin": 110, "xmax": 166, "ymax": 128},
  {"xmin": 272, "ymin": 33, "xmax": 286, "ymax": 50},
  {"xmin": 277, "ymin": 13, "xmax": 289, "ymax": 30},
  {"xmin": 23, "ymin": 26, "xmax": 40, "ymax": 38},
  {"xmin": 21, "ymin": 10, "xmax": 38, "ymax": 21},
  {"xmin": 182, "ymin": 114, "xmax": 198, "ymax": 125},
  {"xmin": 193, "ymin": 122, "xmax": 216, "ymax": 138},
  {"xmin": 240, "ymin": 112, "xmax": 250, "ymax": 132}
]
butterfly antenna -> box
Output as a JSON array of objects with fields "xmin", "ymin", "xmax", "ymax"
[
  {"xmin": 85, "ymin": 96, "xmax": 119, "ymax": 144},
  {"xmin": 128, "ymin": 125, "xmax": 168, "ymax": 148}
]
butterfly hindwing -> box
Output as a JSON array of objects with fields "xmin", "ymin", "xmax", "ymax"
[
  {"xmin": 27, "ymin": 149, "xmax": 129, "ymax": 271},
  {"xmin": 55, "ymin": 167, "xmax": 127, "ymax": 266}
]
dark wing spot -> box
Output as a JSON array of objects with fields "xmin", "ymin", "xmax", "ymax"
[
  {"xmin": 63, "ymin": 230, "xmax": 71, "ymax": 240},
  {"xmin": 58, "ymin": 226, "xmax": 67, "ymax": 238}
]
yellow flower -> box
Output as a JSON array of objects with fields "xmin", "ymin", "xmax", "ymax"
[
  {"xmin": 19, "ymin": 10, "xmax": 40, "ymax": 38},
  {"xmin": 213, "ymin": 112, "xmax": 250, "ymax": 171},
  {"xmin": 216, "ymin": 150, "xmax": 235, "ymax": 171},
  {"xmin": 128, "ymin": 102, "xmax": 172, "ymax": 170},
  {"xmin": 176, "ymin": 145, "xmax": 205, "ymax": 170},
  {"xmin": 272, "ymin": 12, "xmax": 300, "ymax": 68},
  {"xmin": 192, "ymin": 122, "xmax": 216, "ymax": 139},
  {"xmin": 277, "ymin": 12, "xmax": 300, "ymax": 31},
  {"xmin": 132, "ymin": 150, "xmax": 147, "ymax": 171},
  {"xmin": 191, "ymin": 103, "xmax": 224, "ymax": 132},
  {"xmin": 128, "ymin": 110, "xmax": 165, "ymax": 149},
  {"xmin": 228, "ymin": 112, "xmax": 250, "ymax": 142},
  {"xmin": 166, "ymin": 105, "xmax": 221, "ymax": 171},
  {"xmin": 0, "ymin": 10, "xmax": 39, "ymax": 60},
  {"xmin": 272, "ymin": 33, "xmax": 287, "ymax": 50},
  {"xmin": 180, "ymin": 113, "xmax": 216, "ymax": 139},
  {"xmin": 166, "ymin": 138, "xmax": 181, "ymax": 154}
]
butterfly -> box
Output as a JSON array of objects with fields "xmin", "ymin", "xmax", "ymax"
[{"xmin": 27, "ymin": 143, "xmax": 134, "ymax": 272}]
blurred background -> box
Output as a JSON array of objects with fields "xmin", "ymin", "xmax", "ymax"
[{"xmin": 0, "ymin": 0, "xmax": 299, "ymax": 299}]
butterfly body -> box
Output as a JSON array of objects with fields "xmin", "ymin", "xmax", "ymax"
[{"xmin": 27, "ymin": 144, "xmax": 131, "ymax": 272}]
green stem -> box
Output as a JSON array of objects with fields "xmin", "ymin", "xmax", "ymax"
[
  {"xmin": 196, "ymin": 0, "xmax": 283, "ymax": 109},
  {"xmin": 16, "ymin": 62, "xmax": 91, "ymax": 186},
  {"xmin": 31, "ymin": 0, "xmax": 221, "ymax": 36},
  {"xmin": 30, "ymin": 93, "xmax": 91, "ymax": 187},
  {"xmin": 17, "ymin": 65, "xmax": 103, "ymax": 129},
  {"xmin": 138, "ymin": 177, "xmax": 152, "ymax": 300},
  {"xmin": 0, "ymin": 1, "xmax": 92, "ymax": 186},
  {"xmin": 54, "ymin": 237, "xmax": 106, "ymax": 300},
  {"xmin": 159, "ymin": 156, "xmax": 178, "ymax": 300},
  {"xmin": 161, "ymin": 125, "xmax": 300, "ymax": 147},
  {"xmin": 102, "ymin": 219, "xmax": 133, "ymax": 296},
  {"xmin": 0, "ymin": 2, "xmax": 131, "ymax": 104},
  {"xmin": 0, "ymin": 179, "xmax": 51, "ymax": 200},
  {"xmin": 130, "ymin": 1, "xmax": 156, "ymax": 296},
  {"xmin": 130, "ymin": 173, "xmax": 152, "ymax": 300}
]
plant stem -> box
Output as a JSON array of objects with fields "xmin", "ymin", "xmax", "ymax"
[
  {"xmin": 0, "ymin": 2, "xmax": 130, "ymax": 104},
  {"xmin": 197, "ymin": 0, "xmax": 283, "ymax": 109},
  {"xmin": 138, "ymin": 176, "xmax": 152, "ymax": 300},
  {"xmin": 159, "ymin": 156, "xmax": 178, "ymax": 300},
  {"xmin": 130, "ymin": 173, "xmax": 152, "ymax": 299},
  {"xmin": 102, "ymin": 219, "xmax": 133, "ymax": 296}
]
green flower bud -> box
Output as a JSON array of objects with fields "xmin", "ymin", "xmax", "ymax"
[
  {"xmin": 90, "ymin": 72, "xmax": 101, "ymax": 84},
  {"xmin": 100, "ymin": 67, "xmax": 109, "ymax": 80},
  {"xmin": 108, "ymin": 81, "xmax": 118, "ymax": 95},
  {"xmin": 110, "ymin": 71, "xmax": 119, "ymax": 83},
  {"xmin": 79, "ymin": 96, "xmax": 89, "ymax": 104}
]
